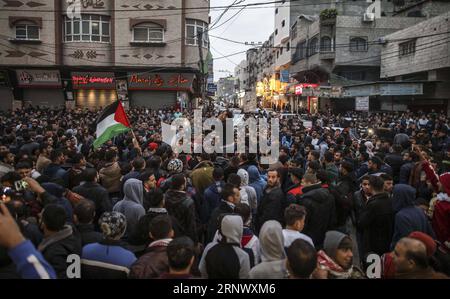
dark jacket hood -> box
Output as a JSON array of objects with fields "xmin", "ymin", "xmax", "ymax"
[
  {"xmin": 165, "ymin": 189, "xmax": 188, "ymax": 205},
  {"xmin": 393, "ymin": 184, "xmax": 416, "ymax": 213}
]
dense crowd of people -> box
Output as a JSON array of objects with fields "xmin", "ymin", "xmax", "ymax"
[{"xmin": 0, "ymin": 104, "xmax": 449, "ymax": 279}]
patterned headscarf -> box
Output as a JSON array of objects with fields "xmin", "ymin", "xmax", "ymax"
[{"xmin": 99, "ymin": 212, "xmax": 127, "ymax": 239}]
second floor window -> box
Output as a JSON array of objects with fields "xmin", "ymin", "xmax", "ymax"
[
  {"xmin": 308, "ymin": 37, "xmax": 319, "ymax": 56},
  {"xmin": 64, "ymin": 15, "xmax": 110, "ymax": 43},
  {"xmin": 186, "ymin": 19, "xmax": 208, "ymax": 47},
  {"xmin": 15, "ymin": 24, "xmax": 39, "ymax": 40},
  {"xmin": 133, "ymin": 23, "xmax": 164, "ymax": 43},
  {"xmin": 350, "ymin": 37, "xmax": 368, "ymax": 52},
  {"xmin": 399, "ymin": 40, "xmax": 416, "ymax": 56},
  {"xmin": 321, "ymin": 36, "xmax": 332, "ymax": 52}
]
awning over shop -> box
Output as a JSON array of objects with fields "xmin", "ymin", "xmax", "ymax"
[{"xmin": 342, "ymin": 81, "xmax": 430, "ymax": 97}]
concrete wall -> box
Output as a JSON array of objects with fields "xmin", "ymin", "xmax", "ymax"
[
  {"xmin": 394, "ymin": 1, "xmax": 450, "ymax": 18},
  {"xmin": 0, "ymin": 0, "xmax": 57, "ymax": 66},
  {"xmin": 381, "ymin": 12, "xmax": 450, "ymax": 78},
  {"xmin": 335, "ymin": 16, "xmax": 425, "ymax": 67},
  {"xmin": 0, "ymin": 0, "xmax": 208, "ymax": 70},
  {"xmin": 114, "ymin": 0, "xmax": 182, "ymax": 67},
  {"xmin": 290, "ymin": 0, "xmax": 395, "ymax": 26}
]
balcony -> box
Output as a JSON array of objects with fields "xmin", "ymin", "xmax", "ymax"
[{"xmin": 320, "ymin": 50, "xmax": 335, "ymax": 60}]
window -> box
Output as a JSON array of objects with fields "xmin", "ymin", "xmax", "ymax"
[
  {"xmin": 275, "ymin": 8, "xmax": 278, "ymax": 14},
  {"xmin": 282, "ymin": 20, "xmax": 285, "ymax": 27},
  {"xmin": 15, "ymin": 24, "xmax": 39, "ymax": 40},
  {"xmin": 320, "ymin": 36, "xmax": 332, "ymax": 52},
  {"xmin": 308, "ymin": 37, "xmax": 319, "ymax": 56},
  {"xmin": 133, "ymin": 23, "xmax": 164, "ymax": 43},
  {"xmin": 186, "ymin": 19, "xmax": 208, "ymax": 47},
  {"xmin": 286, "ymin": 42, "xmax": 290, "ymax": 51},
  {"xmin": 399, "ymin": 40, "xmax": 416, "ymax": 57},
  {"xmin": 64, "ymin": 15, "xmax": 110, "ymax": 43},
  {"xmin": 350, "ymin": 37, "xmax": 368, "ymax": 52},
  {"xmin": 275, "ymin": 29, "xmax": 278, "ymax": 35},
  {"xmin": 280, "ymin": 47, "xmax": 283, "ymax": 55}
]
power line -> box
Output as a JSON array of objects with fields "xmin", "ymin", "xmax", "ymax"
[{"xmin": 210, "ymin": 30, "xmax": 450, "ymax": 50}]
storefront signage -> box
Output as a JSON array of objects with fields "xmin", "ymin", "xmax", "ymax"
[
  {"xmin": 343, "ymin": 83, "xmax": 423, "ymax": 97},
  {"xmin": 355, "ymin": 96, "xmax": 370, "ymax": 111},
  {"xmin": 379, "ymin": 83, "xmax": 423, "ymax": 96},
  {"xmin": 16, "ymin": 69, "xmax": 62, "ymax": 87},
  {"xmin": 127, "ymin": 73, "xmax": 194, "ymax": 91},
  {"xmin": 71, "ymin": 72, "xmax": 115, "ymax": 89},
  {"xmin": 280, "ymin": 70, "xmax": 290, "ymax": 83},
  {"xmin": 295, "ymin": 84, "xmax": 319, "ymax": 95}
]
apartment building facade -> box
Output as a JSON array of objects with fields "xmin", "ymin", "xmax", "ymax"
[{"xmin": 0, "ymin": 0, "xmax": 210, "ymax": 111}]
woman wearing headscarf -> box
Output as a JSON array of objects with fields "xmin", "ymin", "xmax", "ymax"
[
  {"xmin": 391, "ymin": 184, "xmax": 435, "ymax": 248},
  {"xmin": 113, "ymin": 178, "xmax": 145, "ymax": 239},
  {"xmin": 81, "ymin": 212, "xmax": 137, "ymax": 279}
]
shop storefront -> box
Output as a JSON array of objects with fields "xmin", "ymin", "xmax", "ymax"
[
  {"xmin": 16, "ymin": 69, "xmax": 64, "ymax": 108},
  {"xmin": 127, "ymin": 72, "xmax": 195, "ymax": 109},
  {"xmin": 294, "ymin": 83, "xmax": 319, "ymax": 113},
  {"xmin": 0, "ymin": 70, "xmax": 13, "ymax": 111},
  {"xmin": 72, "ymin": 72, "xmax": 117, "ymax": 109}
]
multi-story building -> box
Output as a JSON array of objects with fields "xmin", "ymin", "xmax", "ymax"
[
  {"xmin": 343, "ymin": 2, "xmax": 450, "ymax": 114},
  {"xmin": 216, "ymin": 76, "xmax": 235, "ymax": 103},
  {"xmin": 0, "ymin": 0, "xmax": 210, "ymax": 111},
  {"xmin": 372, "ymin": 11, "xmax": 449, "ymax": 114},
  {"xmin": 288, "ymin": 2, "xmax": 426, "ymax": 113}
]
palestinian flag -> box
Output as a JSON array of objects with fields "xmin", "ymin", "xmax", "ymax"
[{"xmin": 93, "ymin": 101, "xmax": 131, "ymax": 149}]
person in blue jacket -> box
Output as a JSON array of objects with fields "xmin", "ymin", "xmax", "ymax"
[{"xmin": 0, "ymin": 202, "xmax": 56, "ymax": 279}]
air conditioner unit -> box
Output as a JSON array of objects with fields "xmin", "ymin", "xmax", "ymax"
[{"xmin": 363, "ymin": 13, "xmax": 375, "ymax": 22}]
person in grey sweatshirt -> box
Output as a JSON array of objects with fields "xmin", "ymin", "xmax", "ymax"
[
  {"xmin": 113, "ymin": 178, "xmax": 145, "ymax": 238},
  {"xmin": 249, "ymin": 220, "xmax": 288, "ymax": 279},
  {"xmin": 199, "ymin": 214, "xmax": 250, "ymax": 279}
]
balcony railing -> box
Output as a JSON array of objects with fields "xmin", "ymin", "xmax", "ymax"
[{"xmin": 319, "ymin": 50, "xmax": 335, "ymax": 60}]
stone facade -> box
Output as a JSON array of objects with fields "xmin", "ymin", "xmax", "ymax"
[{"xmin": 0, "ymin": 0, "xmax": 209, "ymax": 69}]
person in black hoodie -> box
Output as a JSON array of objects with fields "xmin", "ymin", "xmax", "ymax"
[
  {"xmin": 297, "ymin": 172, "xmax": 336, "ymax": 249},
  {"xmin": 164, "ymin": 174, "xmax": 198, "ymax": 244},
  {"xmin": 73, "ymin": 200, "xmax": 102, "ymax": 247},
  {"xmin": 255, "ymin": 169, "xmax": 285, "ymax": 234},
  {"xmin": 38, "ymin": 204, "xmax": 81, "ymax": 279},
  {"xmin": 358, "ymin": 175, "xmax": 394, "ymax": 257},
  {"xmin": 206, "ymin": 183, "xmax": 240, "ymax": 243}
]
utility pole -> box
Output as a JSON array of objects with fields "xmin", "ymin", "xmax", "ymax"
[{"xmin": 197, "ymin": 31, "xmax": 206, "ymax": 109}]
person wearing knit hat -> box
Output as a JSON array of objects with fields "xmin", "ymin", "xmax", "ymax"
[
  {"xmin": 81, "ymin": 211, "xmax": 137, "ymax": 279},
  {"xmin": 99, "ymin": 211, "xmax": 127, "ymax": 240},
  {"xmin": 148, "ymin": 142, "xmax": 158, "ymax": 152},
  {"xmin": 408, "ymin": 231, "xmax": 437, "ymax": 258},
  {"xmin": 392, "ymin": 237, "xmax": 448, "ymax": 279},
  {"xmin": 314, "ymin": 231, "xmax": 365, "ymax": 279},
  {"xmin": 167, "ymin": 158, "xmax": 183, "ymax": 175}
]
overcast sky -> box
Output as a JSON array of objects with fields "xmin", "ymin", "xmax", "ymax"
[{"xmin": 209, "ymin": 0, "xmax": 274, "ymax": 81}]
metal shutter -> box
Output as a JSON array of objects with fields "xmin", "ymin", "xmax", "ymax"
[
  {"xmin": 0, "ymin": 88, "xmax": 13, "ymax": 111},
  {"xmin": 23, "ymin": 89, "xmax": 65, "ymax": 108},
  {"xmin": 75, "ymin": 90, "xmax": 117, "ymax": 109},
  {"xmin": 130, "ymin": 91, "xmax": 177, "ymax": 109}
]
